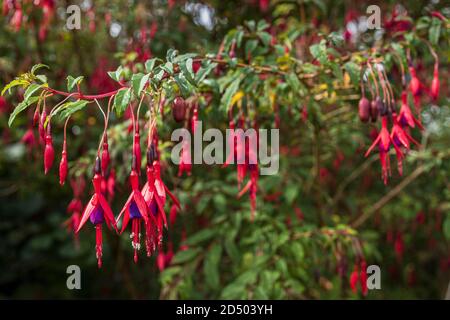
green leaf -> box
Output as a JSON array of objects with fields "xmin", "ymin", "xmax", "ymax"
[
  {"xmin": 174, "ymin": 74, "xmax": 191, "ymax": 98},
  {"xmin": 36, "ymin": 75, "xmax": 47, "ymax": 83},
  {"xmin": 145, "ymin": 58, "xmax": 160, "ymax": 73},
  {"xmin": 31, "ymin": 64, "xmax": 49, "ymax": 75},
  {"xmin": 58, "ymin": 100, "xmax": 89, "ymax": 120},
  {"xmin": 24, "ymin": 83, "xmax": 44, "ymax": 101},
  {"xmin": 220, "ymin": 77, "xmax": 241, "ymax": 112},
  {"xmin": 257, "ymin": 31, "xmax": 272, "ymax": 46},
  {"xmin": 131, "ymin": 73, "xmax": 150, "ymax": 97},
  {"xmin": 179, "ymin": 58, "xmax": 195, "ymax": 85},
  {"xmin": 194, "ymin": 62, "xmax": 217, "ymax": 84},
  {"xmin": 257, "ymin": 20, "xmax": 270, "ymax": 31},
  {"xmin": 309, "ymin": 40, "xmax": 328, "ymax": 64},
  {"xmin": 66, "ymin": 75, "xmax": 84, "ymax": 91},
  {"xmin": 113, "ymin": 88, "xmax": 132, "ymax": 117},
  {"xmin": 429, "ymin": 18, "xmax": 442, "ymax": 45},
  {"xmin": 171, "ymin": 248, "xmax": 201, "ymax": 264},
  {"xmin": 107, "ymin": 66, "xmax": 124, "ymax": 82},
  {"xmin": 204, "ymin": 244, "xmax": 222, "ymax": 289},
  {"xmin": 173, "ymin": 53, "xmax": 197, "ymax": 63},
  {"xmin": 8, "ymin": 96, "xmax": 39, "ymax": 127},
  {"xmin": 285, "ymin": 73, "xmax": 305, "ymax": 96},
  {"xmin": 160, "ymin": 62, "xmax": 174, "ymax": 75},
  {"xmin": 443, "ymin": 215, "xmax": 450, "ymax": 240},
  {"xmin": 1, "ymin": 79, "xmax": 30, "ymax": 96},
  {"xmin": 185, "ymin": 228, "xmax": 216, "ymax": 246}
]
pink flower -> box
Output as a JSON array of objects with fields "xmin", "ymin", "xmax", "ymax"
[{"xmin": 365, "ymin": 116, "xmax": 392, "ymax": 184}]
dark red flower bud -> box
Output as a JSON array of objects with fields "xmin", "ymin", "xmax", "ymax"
[
  {"xmin": 409, "ymin": 66, "xmax": 420, "ymax": 97},
  {"xmin": 94, "ymin": 156, "xmax": 102, "ymax": 175},
  {"xmin": 370, "ymin": 99, "xmax": 378, "ymax": 122},
  {"xmin": 59, "ymin": 140, "xmax": 68, "ymax": 185},
  {"xmin": 358, "ymin": 97, "xmax": 370, "ymax": 123},
  {"xmin": 172, "ymin": 97, "xmax": 186, "ymax": 123},
  {"xmin": 33, "ymin": 108, "xmax": 40, "ymax": 126},
  {"xmin": 192, "ymin": 60, "xmax": 201, "ymax": 73},
  {"xmin": 430, "ymin": 63, "xmax": 439, "ymax": 101}
]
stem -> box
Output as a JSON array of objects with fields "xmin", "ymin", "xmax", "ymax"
[{"xmin": 94, "ymin": 99, "xmax": 108, "ymax": 156}]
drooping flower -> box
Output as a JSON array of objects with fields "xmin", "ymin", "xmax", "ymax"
[
  {"xmin": 390, "ymin": 113, "xmax": 419, "ymax": 175},
  {"xmin": 101, "ymin": 134, "xmax": 110, "ymax": 174},
  {"xmin": 142, "ymin": 144, "xmax": 180, "ymax": 255},
  {"xmin": 116, "ymin": 159, "xmax": 150, "ymax": 262},
  {"xmin": 44, "ymin": 124, "xmax": 54, "ymax": 175},
  {"xmin": 349, "ymin": 264, "xmax": 359, "ymax": 293},
  {"xmin": 59, "ymin": 140, "xmax": 68, "ymax": 185},
  {"xmin": 21, "ymin": 127, "xmax": 36, "ymax": 153},
  {"xmin": 397, "ymin": 91, "xmax": 424, "ymax": 130},
  {"xmin": 76, "ymin": 157, "xmax": 118, "ymax": 268},
  {"xmin": 430, "ymin": 62, "xmax": 440, "ymax": 102},
  {"xmin": 178, "ymin": 139, "xmax": 192, "ymax": 177},
  {"xmin": 360, "ymin": 260, "xmax": 368, "ymax": 296},
  {"xmin": 365, "ymin": 116, "xmax": 392, "ymax": 184}
]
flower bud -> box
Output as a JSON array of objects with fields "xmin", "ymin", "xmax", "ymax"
[
  {"xmin": 172, "ymin": 97, "xmax": 186, "ymax": 122},
  {"xmin": 59, "ymin": 141, "xmax": 68, "ymax": 185},
  {"xmin": 358, "ymin": 97, "xmax": 370, "ymax": 123}
]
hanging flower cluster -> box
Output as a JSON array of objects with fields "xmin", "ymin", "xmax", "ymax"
[{"xmin": 359, "ymin": 46, "xmax": 439, "ymax": 184}]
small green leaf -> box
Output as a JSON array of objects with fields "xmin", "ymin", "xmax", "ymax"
[
  {"xmin": 174, "ymin": 74, "xmax": 191, "ymax": 98},
  {"xmin": 31, "ymin": 64, "xmax": 49, "ymax": 75},
  {"xmin": 204, "ymin": 244, "xmax": 222, "ymax": 290},
  {"xmin": 160, "ymin": 62, "xmax": 174, "ymax": 75},
  {"xmin": 24, "ymin": 83, "xmax": 44, "ymax": 101},
  {"xmin": 131, "ymin": 73, "xmax": 150, "ymax": 97},
  {"xmin": 58, "ymin": 100, "xmax": 89, "ymax": 120},
  {"xmin": 429, "ymin": 17, "xmax": 442, "ymax": 45},
  {"xmin": 1, "ymin": 79, "xmax": 30, "ymax": 96},
  {"xmin": 220, "ymin": 77, "xmax": 241, "ymax": 111},
  {"xmin": 171, "ymin": 248, "xmax": 201, "ymax": 264},
  {"xmin": 180, "ymin": 58, "xmax": 195, "ymax": 85},
  {"xmin": 8, "ymin": 96, "xmax": 39, "ymax": 127},
  {"xmin": 113, "ymin": 88, "xmax": 132, "ymax": 117},
  {"xmin": 107, "ymin": 66, "xmax": 124, "ymax": 82},
  {"xmin": 194, "ymin": 62, "xmax": 217, "ymax": 84},
  {"xmin": 145, "ymin": 58, "xmax": 159, "ymax": 73},
  {"xmin": 66, "ymin": 75, "xmax": 84, "ymax": 91},
  {"xmin": 185, "ymin": 229, "xmax": 216, "ymax": 246}
]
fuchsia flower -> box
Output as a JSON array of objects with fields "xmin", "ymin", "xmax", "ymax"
[
  {"xmin": 116, "ymin": 163, "xmax": 150, "ymax": 263},
  {"xmin": 76, "ymin": 157, "xmax": 118, "ymax": 268},
  {"xmin": 430, "ymin": 63, "xmax": 440, "ymax": 102},
  {"xmin": 43, "ymin": 124, "xmax": 54, "ymax": 174},
  {"xmin": 142, "ymin": 143, "xmax": 180, "ymax": 255},
  {"xmin": 365, "ymin": 116, "xmax": 392, "ymax": 185},
  {"xmin": 178, "ymin": 139, "xmax": 192, "ymax": 177},
  {"xmin": 59, "ymin": 140, "xmax": 68, "ymax": 185},
  {"xmin": 390, "ymin": 113, "xmax": 419, "ymax": 176},
  {"xmin": 21, "ymin": 128, "xmax": 36, "ymax": 153},
  {"xmin": 157, "ymin": 241, "xmax": 174, "ymax": 272},
  {"xmin": 398, "ymin": 91, "xmax": 424, "ymax": 130},
  {"xmin": 101, "ymin": 135, "xmax": 110, "ymax": 174}
]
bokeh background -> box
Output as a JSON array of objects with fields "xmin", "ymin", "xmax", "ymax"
[{"xmin": 0, "ymin": 0, "xmax": 449, "ymax": 299}]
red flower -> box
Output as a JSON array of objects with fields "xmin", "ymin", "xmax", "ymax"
[
  {"xmin": 178, "ymin": 139, "xmax": 192, "ymax": 177},
  {"xmin": 365, "ymin": 116, "xmax": 392, "ymax": 184},
  {"xmin": 101, "ymin": 135, "xmax": 110, "ymax": 174},
  {"xmin": 116, "ymin": 167, "xmax": 150, "ymax": 263},
  {"xmin": 59, "ymin": 140, "xmax": 68, "ymax": 185},
  {"xmin": 397, "ymin": 91, "xmax": 424, "ymax": 130},
  {"xmin": 390, "ymin": 113, "xmax": 419, "ymax": 176},
  {"xmin": 360, "ymin": 260, "xmax": 368, "ymax": 296},
  {"xmin": 430, "ymin": 63, "xmax": 439, "ymax": 101},
  {"xmin": 43, "ymin": 124, "xmax": 54, "ymax": 175},
  {"xmin": 349, "ymin": 264, "xmax": 359, "ymax": 293},
  {"xmin": 142, "ymin": 144, "xmax": 180, "ymax": 255},
  {"xmin": 76, "ymin": 158, "xmax": 118, "ymax": 268}
]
